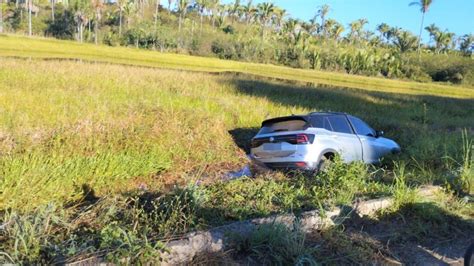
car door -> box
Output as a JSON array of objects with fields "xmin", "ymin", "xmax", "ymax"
[
  {"xmin": 348, "ymin": 115, "xmax": 383, "ymax": 163},
  {"xmin": 325, "ymin": 115, "xmax": 363, "ymax": 162}
]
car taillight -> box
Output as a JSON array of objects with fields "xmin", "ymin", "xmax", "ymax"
[
  {"xmin": 296, "ymin": 134, "xmax": 310, "ymax": 144},
  {"xmin": 295, "ymin": 162, "xmax": 307, "ymax": 167},
  {"xmin": 251, "ymin": 134, "xmax": 314, "ymax": 148}
]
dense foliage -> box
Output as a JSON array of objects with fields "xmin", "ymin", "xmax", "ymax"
[{"xmin": 0, "ymin": 0, "xmax": 473, "ymax": 84}]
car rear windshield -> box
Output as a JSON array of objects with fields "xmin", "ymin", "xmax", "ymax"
[{"xmin": 259, "ymin": 119, "xmax": 308, "ymax": 134}]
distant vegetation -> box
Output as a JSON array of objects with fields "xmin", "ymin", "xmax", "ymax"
[{"xmin": 0, "ymin": 0, "xmax": 473, "ymax": 85}]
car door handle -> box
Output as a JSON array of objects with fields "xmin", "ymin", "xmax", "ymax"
[
  {"xmin": 359, "ymin": 137, "xmax": 366, "ymax": 141},
  {"xmin": 331, "ymin": 135, "xmax": 338, "ymax": 139}
]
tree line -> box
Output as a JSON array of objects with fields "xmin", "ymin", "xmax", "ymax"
[{"xmin": 0, "ymin": 0, "xmax": 473, "ymax": 84}]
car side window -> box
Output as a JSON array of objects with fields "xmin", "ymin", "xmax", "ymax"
[
  {"xmin": 310, "ymin": 115, "xmax": 333, "ymax": 131},
  {"xmin": 349, "ymin": 116, "xmax": 376, "ymax": 137},
  {"xmin": 327, "ymin": 115, "xmax": 353, "ymax": 134}
]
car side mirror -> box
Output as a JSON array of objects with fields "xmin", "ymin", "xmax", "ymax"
[{"xmin": 376, "ymin": 130, "xmax": 384, "ymax": 138}]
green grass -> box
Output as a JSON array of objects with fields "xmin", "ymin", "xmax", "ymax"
[
  {"xmin": 1, "ymin": 57, "xmax": 472, "ymax": 212},
  {"xmin": 1, "ymin": 34, "xmax": 473, "ymax": 99},
  {"xmin": 0, "ymin": 37, "xmax": 473, "ymax": 263}
]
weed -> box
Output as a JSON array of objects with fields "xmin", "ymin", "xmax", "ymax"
[
  {"xmin": 312, "ymin": 157, "xmax": 369, "ymax": 206},
  {"xmin": 99, "ymin": 222, "xmax": 166, "ymax": 264},
  {"xmin": 443, "ymin": 130, "xmax": 473, "ymax": 195},
  {"xmin": 390, "ymin": 162, "xmax": 418, "ymax": 209},
  {"xmin": 0, "ymin": 204, "xmax": 69, "ymax": 264},
  {"xmin": 231, "ymin": 222, "xmax": 319, "ymax": 265}
]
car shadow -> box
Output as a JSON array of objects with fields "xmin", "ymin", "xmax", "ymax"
[
  {"xmin": 226, "ymin": 77, "xmax": 474, "ymax": 132},
  {"xmin": 228, "ymin": 127, "xmax": 259, "ymax": 154}
]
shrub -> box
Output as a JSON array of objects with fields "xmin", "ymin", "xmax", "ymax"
[
  {"xmin": 44, "ymin": 7, "xmax": 75, "ymax": 40},
  {"xmin": 211, "ymin": 39, "xmax": 238, "ymax": 60}
]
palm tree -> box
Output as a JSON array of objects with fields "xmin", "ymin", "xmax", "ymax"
[
  {"xmin": 177, "ymin": 0, "xmax": 189, "ymax": 32},
  {"xmin": 28, "ymin": 0, "xmax": 32, "ymax": 36},
  {"xmin": 214, "ymin": 5, "xmax": 226, "ymax": 28},
  {"xmin": 281, "ymin": 18, "xmax": 298, "ymax": 44},
  {"xmin": 257, "ymin": 2, "xmax": 275, "ymax": 39},
  {"xmin": 394, "ymin": 30, "xmax": 418, "ymax": 52},
  {"xmin": 91, "ymin": 0, "xmax": 103, "ymax": 44},
  {"xmin": 409, "ymin": 0, "xmax": 433, "ymax": 53},
  {"xmin": 195, "ymin": 0, "xmax": 208, "ymax": 33},
  {"xmin": 235, "ymin": 3, "xmax": 245, "ymax": 22},
  {"xmin": 387, "ymin": 26, "xmax": 401, "ymax": 44},
  {"xmin": 459, "ymin": 34, "xmax": 473, "ymax": 55},
  {"xmin": 123, "ymin": 0, "xmax": 137, "ymax": 29},
  {"xmin": 433, "ymin": 30, "xmax": 454, "ymax": 53},
  {"xmin": 116, "ymin": 0, "xmax": 126, "ymax": 36},
  {"xmin": 154, "ymin": 0, "xmax": 161, "ymax": 29},
  {"xmin": 208, "ymin": 0, "xmax": 219, "ymax": 28},
  {"xmin": 227, "ymin": 0, "xmax": 240, "ymax": 24},
  {"xmin": 272, "ymin": 7, "xmax": 287, "ymax": 30},
  {"xmin": 51, "ymin": 0, "xmax": 55, "ymax": 22},
  {"xmin": 299, "ymin": 20, "xmax": 315, "ymax": 36},
  {"xmin": 323, "ymin": 18, "xmax": 336, "ymax": 39},
  {"xmin": 424, "ymin": 23, "xmax": 439, "ymax": 45},
  {"xmin": 348, "ymin": 21, "xmax": 359, "ymax": 41},
  {"xmin": 74, "ymin": 10, "xmax": 88, "ymax": 42},
  {"xmin": 167, "ymin": 0, "xmax": 173, "ymax": 14},
  {"xmin": 331, "ymin": 22, "xmax": 344, "ymax": 40},
  {"xmin": 376, "ymin": 23, "xmax": 390, "ymax": 43},
  {"xmin": 242, "ymin": 0, "xmax": 255, "ymax": 25},
  {"xmin": 316, "ymin": 4, "xmax": 329, "ymax": 36},
  {"xmin": 357, "ymin": 18, "xmax": 368, "ymax": 29}
]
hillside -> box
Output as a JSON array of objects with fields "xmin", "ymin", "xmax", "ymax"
[{"xmin": 1, "ymin": 35, "xmax": 473, "ymax": 99}]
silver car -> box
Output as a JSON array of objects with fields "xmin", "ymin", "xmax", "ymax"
[{"xmin": 250, "ymin": 112, "xmax": 401, "ymax": 171}]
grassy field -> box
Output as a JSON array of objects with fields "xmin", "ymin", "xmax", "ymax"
[
  {"xmin": 0, "ymin": 37, "xmax": 473, "ymax": 264},
  {"xmin": 1, "ymin": 34, "xmax": 473, "ymax": 99}
]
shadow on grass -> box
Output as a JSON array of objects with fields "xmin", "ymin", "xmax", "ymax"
[
  {"xmin": 316, "ymin": 202, "xmax": 474, "ymax": 264},
  {"xmin": 228, "ymin": 127, "xmax": 259, "ymax": 154},
  {"xmin": 226, "ymin": 77, "xmax": 474, "ymax": 132}
]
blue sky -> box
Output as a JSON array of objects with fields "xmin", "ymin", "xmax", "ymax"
[{"xmin": 223, "ymin": 0, "xmax": 474, "ymax": 42}]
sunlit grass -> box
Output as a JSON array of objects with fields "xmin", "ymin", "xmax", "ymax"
[
  {"xmin": 0, "ymin": 58, "xmax": 302, "ymax": 210},
  {"xmin": 1, "ymin": 34, "xmax": 473, "ymax": 99}
]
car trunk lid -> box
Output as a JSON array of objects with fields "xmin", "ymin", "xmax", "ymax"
[{"xmin": 251, "ymin": 116, "xmax": 313, "ymax": 158}]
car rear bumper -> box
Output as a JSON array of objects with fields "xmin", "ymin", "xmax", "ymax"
[{"xmin": 250, "ymin": 156, "xmax": 317, "ymax": 170}]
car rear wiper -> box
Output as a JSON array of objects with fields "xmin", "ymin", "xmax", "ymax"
[{"xmin": 272, "ymin": 129, "xmax": 289, "ymax": 132}]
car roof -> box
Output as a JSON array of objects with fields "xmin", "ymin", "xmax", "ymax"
[{"xmin": 308, "ymin": 111, "xmax": 348, "ymax": 116}]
